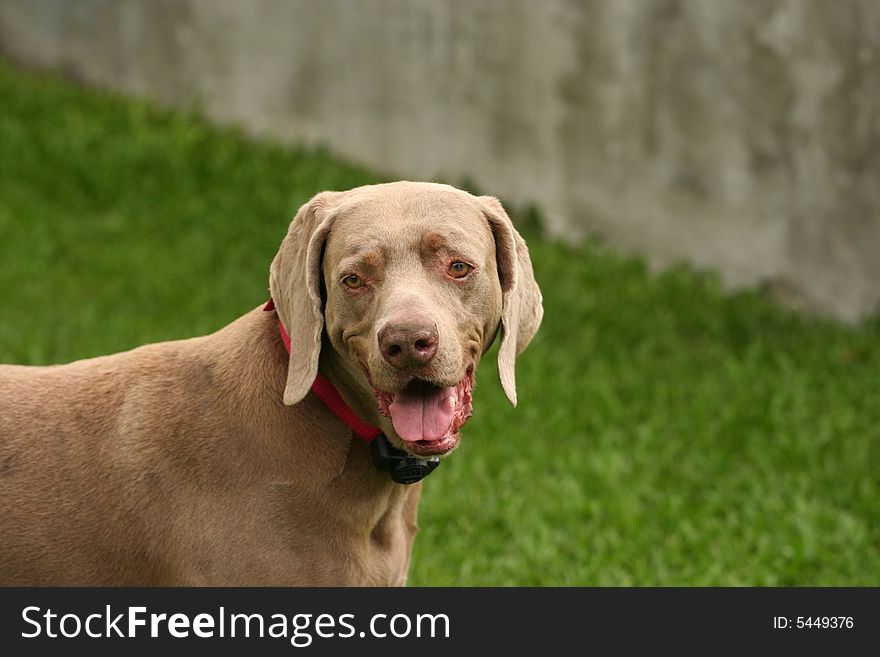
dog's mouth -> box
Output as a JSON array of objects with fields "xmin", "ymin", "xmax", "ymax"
[{"xmin": 373, "ymin": 368, "xmax": 474, "ymax": 456}]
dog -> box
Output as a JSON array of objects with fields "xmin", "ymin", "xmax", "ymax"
[{"xmin": 0, "ymin": 181, "xmax": 542, "ymax": 585}]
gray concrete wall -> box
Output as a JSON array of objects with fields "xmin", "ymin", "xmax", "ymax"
[{"xmin": 1, "ymin": 0, "xmax": 878, "ymax": 320}]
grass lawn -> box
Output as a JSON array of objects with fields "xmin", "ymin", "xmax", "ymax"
[{"xmin": 1, "ymin": 61, "xmax": 879, "ymax": 585}]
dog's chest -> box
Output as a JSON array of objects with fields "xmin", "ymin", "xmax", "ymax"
[{"xmin": 305, "ymin": 479, "xmax": 419, "ymax": 586}]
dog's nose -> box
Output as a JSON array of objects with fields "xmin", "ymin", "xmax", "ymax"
[{"xmin": 378, "ymin": 317, "xmax": 439, "ymax": 369}]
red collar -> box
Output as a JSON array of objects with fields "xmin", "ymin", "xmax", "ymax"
[{"xmin": 263, "ymin": 299, "xmax": 382, "ymax": 442}]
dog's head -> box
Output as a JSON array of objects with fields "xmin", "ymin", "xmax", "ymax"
[{"xmin": 269, "ymin": 182, "xmax": 542, "ymax": 456}]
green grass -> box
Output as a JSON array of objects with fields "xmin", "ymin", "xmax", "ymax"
[{"xmin": 2, "ymin": 61, "xmax": 879, "ymax": 586}]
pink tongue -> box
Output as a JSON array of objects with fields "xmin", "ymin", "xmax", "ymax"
[{"xmin": 389, "ymin": 383, "xmax": 457, "ymax": 442}]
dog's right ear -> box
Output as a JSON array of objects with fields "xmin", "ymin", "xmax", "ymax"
[{"xmin": 269, "ymin": 191, "xmax": 343, "ymax": 405}]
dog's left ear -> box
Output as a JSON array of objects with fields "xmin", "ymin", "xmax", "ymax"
[
  {"xmin": 480, "ymin": 196, "xmax": 544, "ymax": 406},
  {"xmin": 269, "ymin": 191, "xmax": 344, "ymax": 406}
]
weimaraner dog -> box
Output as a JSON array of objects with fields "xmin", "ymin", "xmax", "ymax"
[{"xmin": 0, "ymin": 181, "xmax": 542, "ymax": 585}]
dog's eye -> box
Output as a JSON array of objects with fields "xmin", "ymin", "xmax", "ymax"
[
  {"xmin": 448, "ymin": 262, "xmax": 473, "ymax": 279},
  {"xmin": 342, "ymin": 274, "xmax": 365, "ymax": 289}
]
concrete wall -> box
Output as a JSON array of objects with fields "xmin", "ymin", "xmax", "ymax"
[{"xmin": 1, "ymin": 0, "xmax": 878, "ymax": 320}]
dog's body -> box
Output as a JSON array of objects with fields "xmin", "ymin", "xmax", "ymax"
[{"xmin": 0, "ymin": 182, "xmax": 541, "ymax": 585}]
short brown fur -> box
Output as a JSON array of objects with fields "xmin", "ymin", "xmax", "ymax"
[{"xmin": 0, "ymin": 182, "xmax": 542, "ymax": 585}]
